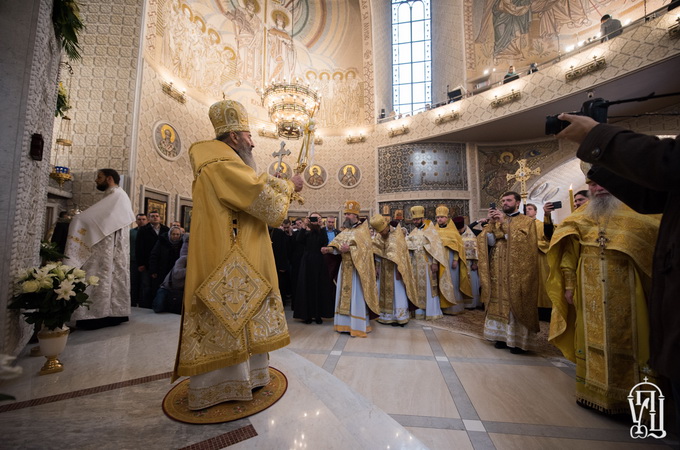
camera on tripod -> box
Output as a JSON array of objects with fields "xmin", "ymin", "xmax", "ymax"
[{"xmin": 545, "ymin": 98, "xmax": 609, "ymax": 135}]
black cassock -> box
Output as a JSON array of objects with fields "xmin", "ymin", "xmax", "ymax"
[{"xmin": 293, "ymin": 228, "xmax": 335, "ymax": 321}]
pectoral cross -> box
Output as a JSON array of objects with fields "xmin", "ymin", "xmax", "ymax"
[
  {"xmin": 271, "ymin": 141, "xmax": 290, "ymax": 174},
  {"xmin": 506, "ymin": 159, "xmax": 541, "ymax": 200},
  {"xmin": 596, "ymin": 230, "xmax": 609, "ymax": 256}
]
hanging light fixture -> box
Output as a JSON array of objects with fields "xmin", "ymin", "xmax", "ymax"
[
  {"xmin": 50, "ymin": 61, "xmax": 74, "ymax": 187},
  {"xmin": 260, "ymin": 5, "xmax": 319, "ymax": 139}
]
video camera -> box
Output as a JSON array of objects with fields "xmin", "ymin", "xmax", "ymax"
[{"xmin": 545, "ymin": 98, "xmax": 609, "ymax": 135}]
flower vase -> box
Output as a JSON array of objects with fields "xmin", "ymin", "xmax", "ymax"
[{"xmin": 37, "ymin": 326, "xmax": 70, "ymax": 375}]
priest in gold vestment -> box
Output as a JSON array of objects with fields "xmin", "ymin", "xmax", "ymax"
[
  {"xmin": 478, "ymin": 192, "xmax": 539, "ymax": 353},
  {"xmin": 434, "ymin": 206, "xmax": 471, "ymax": 315},
  {"xmin": 322, "ymin": 201, "xmax": 379, "ymax": 337},
  {"xmin": 406, "ymin": 206, "xmax": 457, "ymax": 320},
  {"xmin": 547, "ymin": 181, "xmax": 659, "ymax": 414},
  {"xmin": 172, "ymin": 99, "xmax": 302, "ymax": 410},
  {"xmin": 370, "ymin": 214, "xmax": 418, "ymax": 326},
  {"xmin": 453, "ymin": 216, "xmax": 481, "ymax": 309}
]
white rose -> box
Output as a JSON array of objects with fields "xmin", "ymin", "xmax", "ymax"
[
  {"xmin": 87, "ymin": 276, "xmax": 100, "ymax": 286},
  {"xmin": 40, "ymin": 279, "xmax": 54, "ymax": 289},
  {"xmin": 22, "ymin": 280, "xmax": 40, "ymax": 293},
  {"xmin": 73, "ymin": 269, "xmax": 86, "ymax": 279}
]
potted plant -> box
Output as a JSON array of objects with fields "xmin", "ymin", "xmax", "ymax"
[{"xmin": 8, "ymin": 262, "xmax": 97, "ymax": 374}]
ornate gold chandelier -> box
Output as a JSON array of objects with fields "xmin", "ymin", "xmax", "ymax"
[{"xmin": 262, "ymin": 79, "xmax": 319, "ymax": 139}]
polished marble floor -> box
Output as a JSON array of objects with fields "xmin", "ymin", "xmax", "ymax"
[{"xmin": 0, "ymin": 307, "xmax": 676, "ymax": 449}]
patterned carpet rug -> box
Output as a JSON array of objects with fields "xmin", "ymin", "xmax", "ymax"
[
  {"xmin": 162, "ymin": 367, "xmax": 288, "ymax": 424},
  {"xmin": 418, "ymin": 309, "xmax": 566, "ymax": 359}
]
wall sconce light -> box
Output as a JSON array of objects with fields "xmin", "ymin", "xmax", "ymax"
[
  {"xmin": 161, "ymin": 81, "xmax": 186, "ymax": 104},
  {"xmin": 669, "ymin": 17, "xmax": 680, "ymax": 39},
  {"xmin": 490, "ymin": 89, "xmax": 521, "ymax": 108},
  {"xmin": 346, "ymin": 134, "xmax": 365, "ymax": 144},
  {"xmin": 258, "ymin": 127, "xmax": 278, "ymax": 139},
  {"xmin": 434, "ymin": 110, "xmax": 460, "ymax": 125},
  {"xmin": 565, "ymin": 56, "xmax": 606, "ymax": 81},
  {"xmin": 314, "ymin": 136, "xmax": 323, "ymax": 145},
  {"xmin": 388, "ymin": 125, "xmax": 409, "ymax": 137}
]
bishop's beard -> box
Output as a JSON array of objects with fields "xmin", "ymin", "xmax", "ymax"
[
  {"xmin": 586, "ymin": 194, "xmax": 622, "ymax": 220},
  {"xmin": 237, "ymin": 149, "xmax": 257, "ymax": 171},
  {"xmin": 342, "ymin": 218, "xmax": 353, "ymax": 229}
]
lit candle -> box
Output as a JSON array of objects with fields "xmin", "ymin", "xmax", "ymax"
[{"xmin": 569, "ymin": 184, "xmax": 575, "ymax": 212}]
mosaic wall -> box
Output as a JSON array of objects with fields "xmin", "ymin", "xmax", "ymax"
[
  {"xmin": 378, "ymin": 143, "xmax": 467, "ymax": 194},
  {"xmin": 378, "ymin": 200, "xmax": 470, "ymax": 223},
  {"xmin": 476, "ymin": 140, "xmax": 559, "ymax": 207},
  {"xmin": 1, "ymin": 0, "xmax": 62, "ymax": 355},
  {"xmin": 464, "ymin": 0, "xmax": 667, "ymax": 83}
]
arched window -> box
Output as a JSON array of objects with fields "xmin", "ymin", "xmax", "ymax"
[{"xmin": 392, "ymin": 0, "xmax": 431, "ymax": 116}]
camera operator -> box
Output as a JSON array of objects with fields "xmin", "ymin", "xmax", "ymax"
[{"xmin": 557, "ymin": 112, "xmax": 680, "ymax": 425}]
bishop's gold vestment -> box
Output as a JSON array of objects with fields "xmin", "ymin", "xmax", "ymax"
[
  {"xmin": 547, "ymin": 203, "xmax": 659, "ymax": 414},
  {"xmin": 435, "ymin": 219, "xmax": 472, "ymax": 300},
  {"xmin": 372, "ymin": 225, "xmax": 418, "ymax": 316},
  {"xmin": 406, "ymin": 221, "xmax": 457, "ymax": 311},
  {"xmin": 173, "ymin": 140, "xmax": 295, "ymax": 381},
  {"xmin": 329, "ymin": 221, "xmax": 379, "ymax": 317}
]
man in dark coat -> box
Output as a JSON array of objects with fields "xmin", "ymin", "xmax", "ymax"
[
  {"xmin": 135, "ymin": 210, "xmax": 169, "ymax": 307},
  {"xmin": 270, "ymin": 219, "xmax": 293, "ymax": 305},
  {"xmin": 557, "ymin": 113, "xmax": 679, "ymax": 427}
]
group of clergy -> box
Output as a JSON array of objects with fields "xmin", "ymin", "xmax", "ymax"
[
  {"xmin": 321, "ymin": 184, "xmax": 660, "ymax": 418},
  {"xmin": 320, "ymin": 201, "xmax": 483, "ymax": 338}
]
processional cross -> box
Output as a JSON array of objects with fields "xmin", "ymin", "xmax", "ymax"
[
  {"xmin": 506, "ymin": 158, "xmax": 541, "ymax": 200},
  {"xmin": 271, "ymin": 141, "xmax": 290, "ymax": 175},
  {"xmin": 596, "ymin": 230, "xmax": 609, "ymax": 256}
]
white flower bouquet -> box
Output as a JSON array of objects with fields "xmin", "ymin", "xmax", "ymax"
[{"xmin": 8, "ymin": 262, "xmax": 96, "ymax": 331}]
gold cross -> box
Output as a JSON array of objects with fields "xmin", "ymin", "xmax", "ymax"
[
  {"xmin": 506, "ymin": 159, "xmax": 541, "ymax": 200},
  {"xmin": 596, "ymin": 230, "xmax": 609, "ymax": 255}
]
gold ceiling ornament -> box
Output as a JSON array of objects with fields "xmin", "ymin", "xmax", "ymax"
[
  {"xmin": 506, "ymin": 158, "xmax": 541, "ymax": 200},
  {"xmin": 261, "ymin": 79, "xmax": 320, "ymax": 140}
]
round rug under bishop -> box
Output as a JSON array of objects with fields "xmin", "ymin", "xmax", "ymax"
[{"xmin": 162, "ymin": 367, "xmax": 288, "ymax": 424}]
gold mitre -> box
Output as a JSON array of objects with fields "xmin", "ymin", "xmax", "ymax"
[
  {"xmin": 209, "ymin": 99, "xmax": 250, "ymax": 137},
  {"xmin": 410, "ymin": 205, "xmax": 425, "ymax": 219},
  {"xmin": 369, "ymin": 214, "xmax": 388, "ymax": 233},
  {"xmin": 435, "ymin": 205, "xmax": 449, "ymax": 217},
  {"xmin": 343, "ymin": 200, "xmax": 360, "ymax": 215}
]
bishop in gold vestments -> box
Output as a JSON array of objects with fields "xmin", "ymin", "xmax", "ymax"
[
  {"xmin": 324, "ymin": 201, "xmax": 379, "ymax": 337},
  {"xmin": 478, "ymin": 192, "xmax": 539, "ymax": 352},
  {"xmin": 173, "ymin": 100, "xmax": 300, "ymax": 410},
  {"xmin": 370, "ymin": 214, "xmax": 418, "ymax": 325},
  {"xmin": 547, "ymin": 183, "xmax": 659, "ymax": 414},
  {"xmin": 434, "ymin": 206, "xmax": 471, "ymax": 315},
  {"xmin": 406, "ymin": 206, "xmax": 457, "ymax": 320}
]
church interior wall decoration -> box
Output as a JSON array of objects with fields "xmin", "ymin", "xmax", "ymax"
[
  {"xmin": 268, "ymin": 161, "xmax": 292, "ymax": 180},
  {"xmin": 338, "ymin": 164, "xmax": 361, "ymax": 188},
  {"xmin": 303, "ymin": 164, "xmax": 327, "ymax": 188},
  {"xmin": 145, "ymin": 197, "xmax": 168, "ymax": 224},
  {"xmin": 153, "ymin": 121, "xmax": 182, "ymax": 161}
]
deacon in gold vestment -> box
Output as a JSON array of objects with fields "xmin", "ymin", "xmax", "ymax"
[
  {"xmin": 406, "ymin": 206, "xmax": 457, "ymax": 320},
  {"xmin": 370, "ymin": 214, "xmax": 418, "ymax": 326},
  {"xmin": 321, "ymin": 201, "xmax": 379, "ymax": 337},
  {"xmin": 434, "ymin": 206, "xmax": 471, "ymax": 315},
  {"xmin": 173, "ymin": 99, "xmax": 302, "ymax": 410},
  {"xmin": 478, "ymin": 192, "xmax": 539, "ymax": 353},
  {"xmin": 547, "ymin": 182, "xmax": 659, "ymax": 414}
]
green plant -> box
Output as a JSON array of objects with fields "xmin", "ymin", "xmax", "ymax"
[
  {"xmin": 8, "ymin": 262, "xmax": 96, "ymax": 331},
  {"xmin": 52, "ymin": 0, "xmax": 85, "ymax": 61},
  {"xmin": 55, "ymin": 82, "xmax": 71, "ymax": 117},
  {"xmin": 40, "ymin": 240, "xmax": 66, "ymax": 261}
]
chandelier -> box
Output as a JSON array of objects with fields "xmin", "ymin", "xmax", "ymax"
[{"xmin": 262, "ymin": 79, "xmax": 319, "ymax": 139}]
